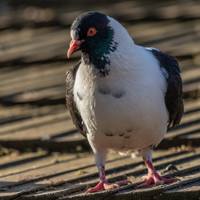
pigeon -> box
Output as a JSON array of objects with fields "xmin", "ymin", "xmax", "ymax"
[{"xmin": 66, "ymin": 11, "xmax": 183, "ymax": 193}]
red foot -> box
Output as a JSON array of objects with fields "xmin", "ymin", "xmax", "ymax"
[
  {"xmin": 137, "ymin": 173, "xmax": 179, "ymax": 188},
  {"xmin": 86, "ymin": 180, "xmax": 131, "ymax": 193},
  {"xmin": 137, "ymin": 159, "xmax": 179, "ymax": 188},
  {"xmin": 137, "ymin": 173, "xmax": 178, "ymax": 188}
]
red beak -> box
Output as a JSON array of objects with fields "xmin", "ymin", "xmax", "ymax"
[{"xmin": 67, "ymin": 39, "xmax": 84, "ymax": 58}]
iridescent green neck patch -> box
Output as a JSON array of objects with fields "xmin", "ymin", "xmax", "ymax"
[{"xmin": 83, "ymin": 26, "xmax": 118, "ymax": 77}]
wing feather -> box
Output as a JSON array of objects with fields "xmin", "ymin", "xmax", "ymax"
[
  {"xmin": 66, "ymin": 61, "xmax": 87, "ymax": 137},
  {"xmin": 147, "ymin": 48, "xmax": 184, "ymax": 127}
]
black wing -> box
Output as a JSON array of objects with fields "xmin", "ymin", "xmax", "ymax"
[
  {"xmin": 66, "ymin": 61, "xmax": 87, "ymax": 138},
  {"xmin": 147, "ymin": 48, "xmax": 184, "ymax": 127}
]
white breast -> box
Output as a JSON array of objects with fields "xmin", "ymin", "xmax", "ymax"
[
  {"xmin": 73, "ymin": 17, "xmax": 168, "ymax": 154},
  {"xmin": 73, "ymin": 46, "xmax": 168, "ymax": 154}
]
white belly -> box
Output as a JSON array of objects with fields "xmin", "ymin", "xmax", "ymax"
[
  {"xmin": 92, "ymin": 87, "xmax": 167, "ymax": 153},
  {"xmin": 74, "ymin": 74, "xmax": 168, "ymax": 154},
  {"xmin": 73, "ymin": 48, "xmax": 168, "ymax": 154}
]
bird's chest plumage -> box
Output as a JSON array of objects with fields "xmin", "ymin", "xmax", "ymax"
[{"xmin": 74, "ymin": 57, "xmax": 168, "ymax": 153}]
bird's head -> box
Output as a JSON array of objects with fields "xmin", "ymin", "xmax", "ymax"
[{"xmin": 67, "ymin": 11, "xmax": 119, "ymax": 77}]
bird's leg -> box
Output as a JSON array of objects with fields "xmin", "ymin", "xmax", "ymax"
[
  {"xmin": 86, "ymin": 151, "xmax": 131, "ymax": 193},
  {"xmin": 86, "ymin": 165, "xmax": 131, "ymax": 193},
  {"xmin": 137, "ymin": 148, "xmax": 179, "ymax": 188}
]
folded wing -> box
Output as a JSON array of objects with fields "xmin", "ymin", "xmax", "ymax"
[{"xmin": 66, "ymin": 61, "xmax": 87, "ymax": 137}]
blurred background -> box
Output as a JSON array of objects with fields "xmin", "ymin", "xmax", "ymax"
[{"xmin": 0, "ymin": 0, "xmax": 200, "ymax": 198}]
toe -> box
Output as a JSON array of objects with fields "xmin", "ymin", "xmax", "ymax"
[
  {"xmin": 103, "ymin": 183, "xmax": 119, "ymax": 190},
  {"xmin": 155, "ymin": 179, "xmax": 164, "ymax": 185},
  {"xmin": 162, "ymin": 177, "xmax": 179, "ymax": 184},
  {"xmin": 85, "ymin": 182, "xmax": 104, "ymax": 193},
  {"xmin": 141, "ymin": 175, "xmax": 148, "ymax": 181},
  {"xmin": 103, "ymin": 180, "xmax": 131, "ymax": 190},
  {"xmin": 116, "ymin": 180, "xmax": 131, "ymax": 186},
  {"xmin": 86, "ymin": 188, "xmax": 96, "ymax": 194},
  {"xmin": 137, "ymin": 177, "xmax": 153, "ymax": 188}
]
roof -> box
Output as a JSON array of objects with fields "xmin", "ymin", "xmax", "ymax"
[{"xmin": 0, "ymin": 1, "xmax": 200, "ymax": 199}]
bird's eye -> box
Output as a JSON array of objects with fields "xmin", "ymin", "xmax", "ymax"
[{"xmin": 87, "ymin": 27, "xmax": 97, "ymax": 36}]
